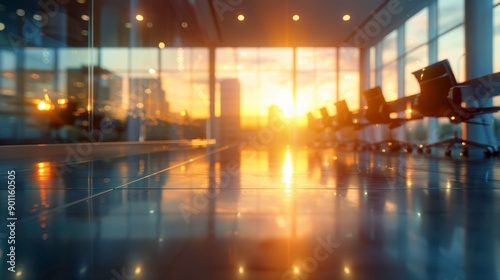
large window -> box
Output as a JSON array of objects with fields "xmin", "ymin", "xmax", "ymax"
[
  {"xmin": 405, "ymin": 45, "xmax": 428, "ymax": 96},
  {"xmin": 216, "ymin": 47, "xmax": 347, "ymax": 129},
  {"xmin": 438, "ymin": 0, "xmax": 464, "ymax": 34},
  {"xmin": 216, "ymin": 48, "xmax": 293, "ymax": 129},
  {"xmin": 405, "ymin": 8, "xmax": 429, "ymax": 52},
  {"xmin": 379, "ymin": 31, "xmax": 398, "ymax": 101},
  {"xmin": 339, "ymin": 47, "xmax": 360, "ymax": 110},
  {"xmin": 297, "ymin": 48, "xmax": 336, "ymax": 118},
  {"xmin": 437, "ymin": 26, "xmax": 466, "ymax": 82},
  {"xmin": 404, "ymin": 8, "xmax": 429, "ymax": 96}
]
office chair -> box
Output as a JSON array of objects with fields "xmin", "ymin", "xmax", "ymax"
[
  {"xmin": 362, "ymin": 86, "xmax": 421, "ymax": 153},
  {"xmin": 307, "ymin": 111, "xmax": 327, "ymax": 147},
  {"xmin": 333, "ymin": 100, "xmax": 371, "ymax": 150},
  {"xmin": 412, "ymin": 59, "xmax": 499, "ymax": 157}
]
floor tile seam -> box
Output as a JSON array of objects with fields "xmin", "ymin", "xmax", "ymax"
[{"xmin": 2, "ymin": 145, "xmax": 234, "ymax": 229}]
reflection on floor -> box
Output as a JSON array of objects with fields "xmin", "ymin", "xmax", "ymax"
[{"xmin": 1, "ymin": 144, "xmax": 500, "ymax": 280}]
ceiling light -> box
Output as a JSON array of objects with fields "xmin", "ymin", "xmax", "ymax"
[
  {"xmin": 136, "ymin": 14, "xmax": 144, "ymax": 21},
  {"xmin": 158, "ymin": 42, "xmax": 165, "ymax": 49},
  {"xmin": 237, "ymin": 14, "xmax": 245, "ymax": 21},
  {"xmin": 147, "ymin": 22, "xmax": 153, "ymax": 28},
  {"xmin": 81, "ymin": 30, "xmax": 88, "ymax": 36},
  {"xmin": 76, "ymin": 0, "xmax": 86, "ymax": 3},
  {"xmin": 125, "ymin": 22, "xmax": 132, "ymax": 28},
  {"xmin": 81, "ymin": 14, "xmax": 90, "ymax": 21},
  {"xmin": 181, "ymin": 22, "xmax": 188, "ymax": 28},
  {"xmin": 343, "ymin": 14, "xmax": 351, "ymax": 21},
  {"xmin": 33, "ymin": 14, "xmax": 43, "ymax": 21},
  {"xmin": 0, "ymin": 22, "xmax": 5, "ymax": 31},
  {"xmin": 292, "ymin": 14, "xmax": 300, "ymax": 21},
  {"xmin": 16, "ymin": 9, "xmax": 25, "ymax": 16}
]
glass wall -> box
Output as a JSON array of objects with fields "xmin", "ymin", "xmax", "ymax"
[
  {"xmin": 404, "ymin": 8, "xmax": 428, "ymax": 96},
  {"xmin": 370, "ymin": 0, "xmax": 467, "ymax": 141},
  {"xmin": 0, "ymin": 0, "xmax": 362, "ymax": 145},
  {"xmin": 296, "ymin": 48, "xmax": 337, "ymax": 119}
]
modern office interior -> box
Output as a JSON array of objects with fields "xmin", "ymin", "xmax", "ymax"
[{"xmin": 1, "ymin": 0, "xmax": 500, "ymax": 279}]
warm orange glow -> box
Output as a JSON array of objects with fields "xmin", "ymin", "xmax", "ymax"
[
  {"xmin": 135, "ymin": 14, "xmax": 144, "ymax": 21},
  {"xmin": 57, "ymin": 98, "xmax": 67, "ymax": 105},
  {"xmin": 37, "ymin": 101, "xmax": 51, "ymax": 111},
  {"xmin": 343, "ymin": 14, "xmax": 351, "ymax": 21},
  {"xmin": 292, "ymin": 15, "xmax": 300, "ymax": 21},
  {"xmin": 237, "ymin": 14, "xmax": 245, "ymax": 21},
  {"xmin": 282, "ymin": 148, "xmax": 293, "ymax": 193}
]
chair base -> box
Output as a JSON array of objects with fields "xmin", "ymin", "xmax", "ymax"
[
  {"xmin": 417, "ymin": 137, "xmax": 498, "ymax": 158},
  {"xmin": 370, "ymin": 139, "xmax": 415, "ymax": 153},
  {"xmin": 337, "ymin": 139, "xmax": 371, "ymax": 151}
]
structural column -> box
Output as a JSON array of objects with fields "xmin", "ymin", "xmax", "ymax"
[
  {"xmin": 463, "ymin": 0, "xmax": 496, "ymax": 150},
  {"xmin": 463, "ymin": 0, "xmax": 495, "ymax": 277}
]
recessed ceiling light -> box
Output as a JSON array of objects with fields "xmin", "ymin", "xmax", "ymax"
[
  {"xmin": 181, "ymin": 22, "xmax": 188, "ymax": 28},
  {"xmin": 16, "ymin": 9, "xmax": 25, "ymax": 17},
  {"xmin": 81, "ymin": 14, "xmax": 90, "ymax": 21},
  {"xmin": 136, "ymin": 14, "xmax": 144, "ymax": 21},
  {"xmin": 0, "ymin": 22, "xmax": 5, "ymax": 31},
  {"xmin": 158, "ymin": 42, "xmax": 165, "ymax": 49},
  {"xmin": 343, "ymin": 14, "xmax": 351, "ymax": 21},
  {"xmin": 292, "ymin": 14, "xmax": 300, "ymax": 21},
  {"xmin": 237, "ymin": 14, "xmax": 245, "ymax": 21},
  {"xmin": 33, "ymin": 14, "xmax": 43, "ymax": 21},
  {"xmin": 147, "ymin": 22, "xmax": 153, "ymax": 28},
  {"xmin": 125, "ymin": 22, "xmax": 132, "ymax": 28}
]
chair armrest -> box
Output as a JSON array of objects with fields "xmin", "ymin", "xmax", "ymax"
[{"xmin": 448, "ymin": 84, "xmax": 491, "ymax": 123}]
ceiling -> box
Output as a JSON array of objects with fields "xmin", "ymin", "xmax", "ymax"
[
  {"xmin": 173, "ymin": 0, "xmax": 430, "ymax": 48},
  {"xmin": 0, "ymin": 0, "xmax": 430, "ymax": 48}
]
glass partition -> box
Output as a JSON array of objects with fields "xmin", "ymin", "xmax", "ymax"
[{"xmin": 0, "ymin": 1, "xmax": 359, "ymax": 145}]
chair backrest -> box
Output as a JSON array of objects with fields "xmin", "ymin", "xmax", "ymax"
[
  {"xmin": 319, "ymin": 107, "xmax": 332, "ymax": 128},
  {"xmin": 412, "ymin": 59, "xmax": 457, "ymax": 117},
  {"xmin": 362, "ymin": 86, "xmax": 391, "ymax": 123},
  {"xmin": 307, "ymin": 112, "xmax": 317, "ymax": 130},
  {"xmin": 334, "ymin": 100, "xmax": 353, "ymax": 126}
]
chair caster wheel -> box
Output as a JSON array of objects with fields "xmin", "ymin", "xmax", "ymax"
[
  {"xmin": 460, "ymin": 148, "xmax": 468, "ymax": 157},
  {"xmin": 444, "ymin": 150, "xmax": 452, "ymax": 157}
]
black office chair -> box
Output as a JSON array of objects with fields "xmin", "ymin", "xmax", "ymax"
[
  {"xmin": 362, "ymin": 86, "xmax": 420, "ymax": 153},
  {"xmin": 307, "ymin": 111, "xmax": 327, "ymax": 147},
  {"xmin": 333, "ymin": 100, "xmax": 371, "ymax": 150},
  {"xmin": 412, "ymin": 59, "xmax": 498, "ymax": 157}
]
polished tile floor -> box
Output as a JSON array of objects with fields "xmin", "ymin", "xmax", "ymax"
[{"xmin": 1, "ymin": 143, "xmax": 500, "ymax": 280}]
